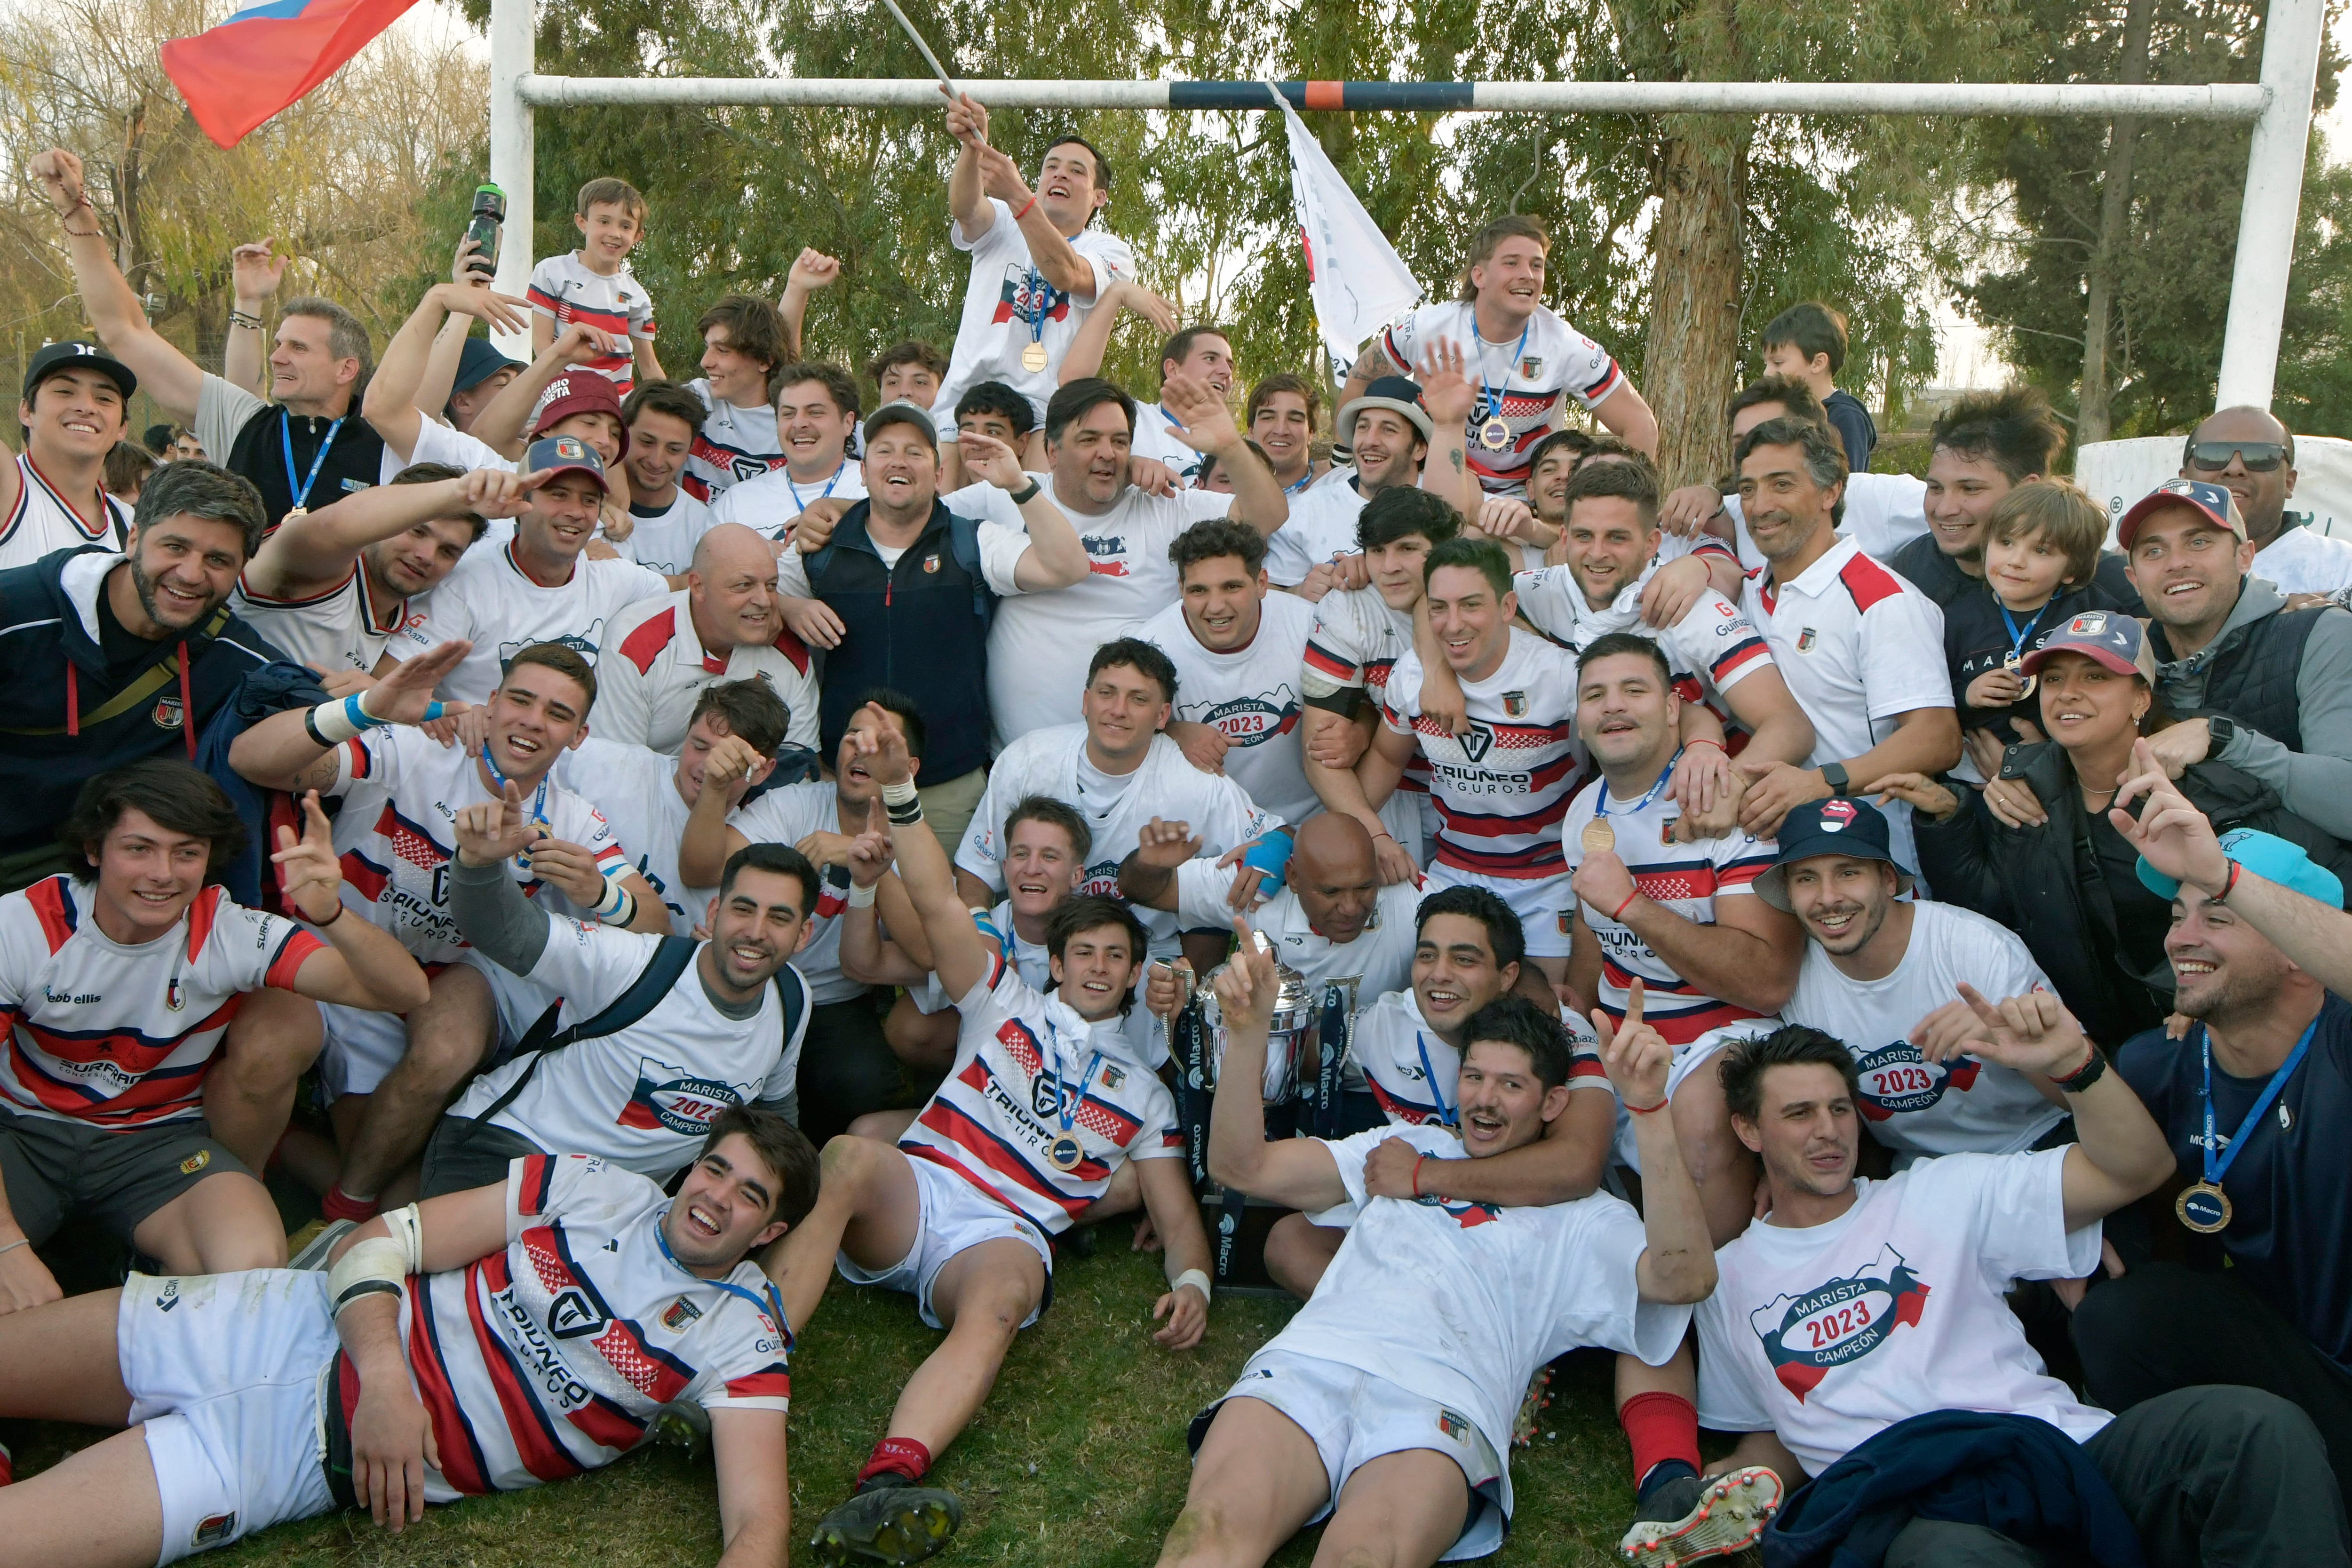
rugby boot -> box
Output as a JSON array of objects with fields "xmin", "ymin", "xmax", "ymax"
[
  {"xmin": 1618, "ymin": 1465, "xmax": 1781, "ymax": 1566},
  {"xmin": 809, "ymin": 1475, "xmax": 963, "ymax": 1566}
]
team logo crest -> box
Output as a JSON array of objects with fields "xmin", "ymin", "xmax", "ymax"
[
  {"xmin": 152, "ymin": 695, "xmax": 184, "ymax": 731},
  {"xmin": 1817, "ymin": 799, "xmax": 1859, "ymax": 833},
  {"xmin": 1519, "ymin": 356, "xmax": 1542, "ymax": 379},
  {"xmin": 1796, "ymin": 628, "xmax": 1818, "ymax": 653},
  {"xmin": 1502, "ymin": 690, "xmax": 1529, "ymax": 717},
  {"xmin": 1749, "ymin": 1244, "xmax": 1932, "ymax": 1400},
  {"xmin": 191, "ymin": 1513, "xmax": 238, "ymax": 1550},
  {"xmin": 179, "ymin": 1149, "xmax": 209, "ymax": 1175},
  {"xmin": 1101, "ymin": 1063, "xmax": 1126, "ymax": 1090},
  {"xmin": 1661, "ymin": 817, "xmax": 1681, "ymax": 845},
  {"xmin": 923, "ymin": 552, "xmax": 941, "ymax": 573},
  {"xmin": 548, "ymin": 1287, "xmax": 612, "ymax": 1339},
  {"xmin": 2067, "ymin": 612, "xmax": 2109, "ymax": 637},
  {"xmin": 662, "ymin": 1296, "xmax": 705, "ymax": 1331},
  {"xmin": 1437, "ymin": 1408, "xmax": 1471, "ymax": 1441},
  {"xmin": 164, "ymin": 976, "xmax": 187, "ymax": 1012},
  {"xmin": 1852, "ymin": 1039, "xmax": 1980, "ymax": 1119}
]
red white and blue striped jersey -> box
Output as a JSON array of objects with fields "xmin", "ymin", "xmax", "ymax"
[
  {"xmin": 682, "ymin": 380, "xmax": 784, "ymax": 502},
  {"xmin": 1302, "ymin": 584, "xmax": 1433, "ymax": 804},
  {"xmin": 383, "ymin": 1153, "xmax": 792, "ymax": 1502},
  {"xmin": 328, "ymin": 725, "xmax": 626, "ymax": 964},
  {"xmin": 1383, "ymin": 630, "xmax": 1587, "ymax": 879},
  {"xmin": 1513, "ymin": 567, "xmax": 1773, "ymax": 737},
  {"xmin": 902, "ymin": 968, "xmax": 1182, "ymax": 1234},
  {"xmin": 1559, "ymin": 777, "xmax": 1780, "ymax": 1045},
  {"xmin": 526, "ymin": 253, "xmax": 657, "ymax": 392},
  {"xmin": 0, "ymin": 878, "xmax": 321, "ymax": 1127},
  {"xmin": 0, "ymin": 453, "xmax": 131, "ymax": 572},
  {"xmin": 1378, "ymin": 303, "xmax": 1625, "ymax": 496},
  {"xmin": 1349, "ymin": 987, "xmax": 1611, "ymax": 1127},
  {"xmin": 230, "ymin": 559, "xmax": 408, "ymax": 676}
]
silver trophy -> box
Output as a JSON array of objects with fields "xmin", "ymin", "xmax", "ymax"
[{"xmin": 1200, "ymin": 931, "xmax": 1316, "ymax": 1104}]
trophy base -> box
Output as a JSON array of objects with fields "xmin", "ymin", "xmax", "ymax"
[{"xmin": 1195, "ymin": 1190, "xmax": 1306, "ymax": 1296}]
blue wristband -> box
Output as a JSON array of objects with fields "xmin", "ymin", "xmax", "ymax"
[
  {"xmin": 342, "ymin": 693, "xmax": 385, "ymax": 733},
  {"xmin": 1240, "ymin": 831, "xmax": 1295, "ymax": 898}
]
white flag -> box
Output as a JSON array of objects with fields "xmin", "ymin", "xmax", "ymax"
[{"xmin": 1275, "ymin": 89, "xmax": 1422, "ymax": 373}]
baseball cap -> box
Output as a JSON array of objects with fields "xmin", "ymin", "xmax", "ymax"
[
  {"xmin": 451, "ymin": 336, "xmax": 524, "ymax": 397},
  {"xmin": 1753, "ymin": 796, "xmax": 1916, "ymax": 913},
  {"xmin": 2018, "ymin": 609, "xmax": 2159, "ymax": 683},
  {"xmin": 1339, "ymin": 375, "xmax": 1434, "ymax": 447},
  {"xmin": 522, "ymin": 433, "xmax": 608, "ymax": 493},
  {"xmin": 23, "ymin": 340, "xmax": 136, "ymax": 403},
  {"xmin": 531, "ymin": 373, "xmax": 630, "ymax": 460},
  {"xmin": 2115, "ymin": 478, "xmax": 2244, "ymax": 552},
  {"xmin": 863, "ymin": 401, "xmax": 939, "ymax": 453},
  {"xmin": 2136, "ymin": 826, "xmax": 2345, "ymax": 909}
]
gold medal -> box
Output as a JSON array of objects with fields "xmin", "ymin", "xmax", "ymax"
[
  {"xmin": 1021, "ymin": 341, "xmax": 1050, "ymax": 373},
  {"xmin": 2003, "ymin": 650, "xmax": 2037, "ymax": 700},
  {"xmin": 282, "ymin": 506, "xmax": 308, "ymax": 520},
  {"xmin": 1581, "ymin": 817, "xmax": 1616, "ymax": 854},
  {"xmin": 1479, "ymin": 416, "xmax": 1512, "ymax": 452},
  {"xmin": 1046, "ymin": 1134, "xmax": 1084, "ymax": 1172},
  {"xmin": 2175, "ymin": 1181, "xmax": 2233, "ymax": 1234}
]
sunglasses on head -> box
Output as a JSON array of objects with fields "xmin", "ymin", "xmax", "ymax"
[{"xmin": 2185, "ymin": 440, "xmax": 2288, "ymax": 473}]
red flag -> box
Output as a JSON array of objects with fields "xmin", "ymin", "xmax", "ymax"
[{"xmin": 160, "ymin": 0, "xmax": 420, "ymax": 149}]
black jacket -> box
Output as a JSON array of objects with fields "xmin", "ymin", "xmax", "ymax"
[{"xmin": 1915, "ymin": 739, "xmax": 2352, "ymax": 1038}]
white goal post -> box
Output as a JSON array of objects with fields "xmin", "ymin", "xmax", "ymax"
[{"xmin": 485, "ymin": 0, "xmax": 2324, "ymax": 410}]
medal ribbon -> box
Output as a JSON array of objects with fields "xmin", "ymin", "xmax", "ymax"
[
  {"xmin": 2198, "ymin": 1017, "xmax": 2317, "ymax": 1188},
  {"xmin": 1477, "ymin": 323, "xmax": 1532, "ymax": 426},
  {"xmin": 1997, "ymin": 599, "xmax": 2053, "ymax": 665},
  {"xmin": 785, "ymin": 461, "xmax": 845, "ymax": 512},
  {"xmin": 1413, "ymin": 1031, "xmax": 1456, "ymax": 1128},
  {"xmin": 1592, "ymin": 749, "xmax": 1682, "ymax": 827},
  {"xmin": 479, "ymin": 742, "xmax": 553, "ymax": 848},
  {"xmin": 655, "ymin": 1209, "xmax": 794, "ymax": 1347},
  {"xmin": 1024, "ymin": 266, "xmax": 1064, "ymax": 354},
  {"xmin": 280, "ymin": 414, "xmax": 346, "ymax": 512}
]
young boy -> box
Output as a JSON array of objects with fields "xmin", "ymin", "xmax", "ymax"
[
  {"xmin": 1945, "ymin": 479, "xmax": 2121, "ymax": 757},
  {"xmin": 869, "ymin": 340, "xmax": 950, "ymax": 411},
  {"xmin": 529, "ymin": 176, "xmax": 662, "ymax": 394},
  {"xmin": 1760, "ymin": 302, "xmax": 1874, "ymax": 475}
]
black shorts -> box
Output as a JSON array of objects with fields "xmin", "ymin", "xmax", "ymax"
[
  {"xmin": 417, "ymin": 1115, "xmax": 543, "ymax": 1200},
  {"xmin": 0, "ymin": 1102, "xmax": 246, "ymax": 1245}
]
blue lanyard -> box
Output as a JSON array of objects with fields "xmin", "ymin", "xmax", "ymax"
[
  {"xmin": 2199, "ymin": 1017, "xmax": 2317, "ymax": 1186},
  {"xmin": 785, "ymin": 461, "xmax": 844, "ymax": 512},
  {"xmin": 280, "ymin": 415, "xmax": 346, "ymax": 510},
  {"xmin": 479, "ymin": 744, "xmax": 552, "ymax": 842},
  {"xmin": 1413, "ymin": 1031, "xmax": 1455, "ymax": 1127},
  {"xmin": 1997, "ymin": 599, "xmax": 2053, "ymax": 660},
  {"xmin": 654, "ymin": 1210, "xmax": 794, "ymax": 1347},
  {"xmin": 1025, "ymin": 267, "xmax": 1064, "ymax": 346},
  {"xmin": 1283, "ymin": 469, "xmax": 1314, "ymax": 496},
  {"xmin": 1594, "ymin": 749, "xmax": 1681, "ymax": 825},
  {"xmin": 1043, "ymin": 1019, "xmax": 1103, "ymax": 1134},
  {"xmin": 1478, "ymin": 324, "xmax": 1532, "ymax": 422}
]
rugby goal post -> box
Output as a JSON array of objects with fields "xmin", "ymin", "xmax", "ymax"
[{"xmin": 486, "ymin": 0, "xmax": 2323, "ymax": 410}]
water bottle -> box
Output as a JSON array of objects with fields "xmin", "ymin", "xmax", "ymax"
[{"xmin": 461, "ymin": 183, "xmax": 506, "ymax": 280}]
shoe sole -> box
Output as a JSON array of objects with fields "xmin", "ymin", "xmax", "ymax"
[
  {"xmin": 287, "ymin": 1218, "xmax": 357, "ymax": 1272},
  {"xmin": 810, "ymin": 1494, "xmax": 960, "ymax": 1566},
  {"xmin": 1619, "ymin": 1466, "xmax": 1782, "ymax": 1565}
]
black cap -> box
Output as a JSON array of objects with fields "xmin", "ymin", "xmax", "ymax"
[
  {"xmin": 1754, "ymin": 796, "xmax": 1915, "ymax": 913},
  {"xmin": 23, "ymin": 340, "xmax": 136, "ymax": 404}
]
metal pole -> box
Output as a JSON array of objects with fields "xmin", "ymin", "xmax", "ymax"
[
  {"xmin": 2216, "ymin": 0, "xmax": 2326, "ymax": 409},
  {"xmin": 513, "ymin": 74, "xmax": 2267, "ymax": 120},
  {"xmin": 488, "ymin": 0, "xmax": 535, "ymax": 360}
]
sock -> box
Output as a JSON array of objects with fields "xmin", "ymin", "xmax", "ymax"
[
  {"xmin": 855, "ymin": 1435, "xmax": 932, "ymax": 1489},
  {"xmin": 0, "ymin": 1438, "xmax": 13, "ymax": 1486},
  {"xmin": 320, "ymin": 1184, "xmax": 379, "ymax": 1224},
  {"xmin": 1620, "ymin": 1390, "xmax": 1701, "ymax": 1502}
]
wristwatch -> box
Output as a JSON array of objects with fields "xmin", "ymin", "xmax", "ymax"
[
  {"xmin": 1820, "ymin": 761, "xmax": 1851, "ymax": 795},
  {"xmin": 2206, "ymin": 713, "xmax": 2238, "ymax": 759}
]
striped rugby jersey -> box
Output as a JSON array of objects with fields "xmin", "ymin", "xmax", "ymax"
[
  {"xmin": 1512, "ymin": 565, "xmax": 1773, "ymax": 741},
  {"xmin": 0, "ymin": 877, "xmax": 320, "ymax": 1127},
  {"xmin": 377, "ymin": 1153, "xmax": 791, "ymax": 1501},
  {"xmin": 902, "ymin": 966, "xmax": 1181, "ymax": 1234},
  {"xmin": 526, "ymin": 252, "xmax": 656, "ymax": 392},
  {"xmin": 1302, "ymin": 583, "xmax": 1433, "ymax": 803},
  {"xmin": 1349, "ymin": 986, "xmax": 1611, "ymax": 1128},
  {"xmin": 1382, "ymin": 630, "xmax": 1586, "ymax": 879},
  {"xmin": 0, "ymin": 452, "xmax": 129, "ymax": 572},
  {"xmin": 1378, "ymin": 302, "xmax": 1624, "ymax": 496},
  {"xmin": 1559, "ymin": 774, "xmax": 1780, "ymax": 1044},
  {"xmin": 682, "ymin": 380, "xmax": 784, "ymax": 503}
]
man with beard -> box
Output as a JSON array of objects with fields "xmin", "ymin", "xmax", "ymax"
[
  {"xmin": 230, "ymin": 463, "xmax": 513, "ymax": 681},
  {"xmin": 1061, "ymin": 318, "xmax": 1223, "ymax": 477},
  {"xmin": 1262, "ymin": 373, "xmax": 1454, "ymax": 592},
  {"xmin": 2177, "ymin": 406, "xmax": 2352, "ymax": 595}
]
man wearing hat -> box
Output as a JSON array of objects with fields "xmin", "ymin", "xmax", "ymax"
[
  {"xmin": 2074, "ymin": 760, "xmax": 2352, "ymax": 1509},
  {"xmin": 379, "ymin": 436, "xmax": 667, "ymax": 704},
  {"xmin": 0, "ymin": 341, "xmax": 136, "ymax": 571},
  {"xmin": 1760, "ymin": 795, "xmax": 2072, "ymax": 1162},
  {"xmin": 444, "ymin": 335, "xmax": 523, "ymax": 433},
  {"xmin": 1262, "ymin": 373, "xmax": 1438, "ymax": 589}
]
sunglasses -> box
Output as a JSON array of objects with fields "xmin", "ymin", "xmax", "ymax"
[{"xmin": 2185, "ymin": 440, "xmax": 2288, "ymax": 473}]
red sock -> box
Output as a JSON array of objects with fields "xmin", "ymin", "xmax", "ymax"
[
  {"xmin": 1619, "ymin": 1390, "xmax": 1701, "ymax": 1484},
  {"xmin": 856, "ymin": 1435, "xmax": 932, "ymax": 1488},
  {"xmin": 320, "ymin": 1184, "xmax": 379, "ymax": 1224},
  {"xmin": 0, "ymin": 1439, "xmax": 14, "ymax": 1486}
]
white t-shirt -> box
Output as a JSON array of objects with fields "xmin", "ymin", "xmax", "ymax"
[
  {"xmin": 1278, "ymin": 1121, "xmax": 1687, "ymax": 1497},
  {"xmin": 931, "ymin": 200, "xmax": 1136, "ymax": 431},
  {"xmin": 957, "ymin": 725, "xmax": 1279, "ymax": 958},
  {"xmin": 707, "ymin": 459, "xmax": 866, "ymax": 537},
  {"xmin": 1383, "ymin": 630, "xmax": 1587, "ymax": 880},
  {"xmin": 1741, "ymin": 536, "xmax": 1952, "ymax": 873},
  {"xmin": 724, "ymin": 782, "xmax": 866, "ymax": 1004},
  {"xmin": 0, "ymin": 453, "xmax": 130, "ymax": 571},
  {"xmin": 526, "ymin": 252, "xmax": 656, "ymax": 392},
  {"xmin": 1173, "ymin": 863, "xmax": 1422, "ymax": 1006},
  {"xmin": 385, "ymin": 538, "xmax": 668, "ymax": 704},
  {"xmin": 597, "ymin": 588, "xmax": 822, "ymax": 755},
  {"xmin": 1129, "ymin": 401, "xmax": 1203, "ymax": 477},
  {"xmin": 622, "ymin": 489, "xmax": 715, "ymax": 575},
  {"xmin": 451, "ymin": 915, "xmax": 810, "ymax": 1178},
  {"xmin": 231, "ymin": 560, "xmax": 412, "ymax": 676},
  {"xmin": 549, "ymin": 737, "xmax": 710, "ymax": 937},
  {"xmin": 1139, "ymin": 591, "xmax": 1321, "ymax": 827},
  {"xmin": 1378, "ymin": 302, "xmax": 1625, "ymax": 496},
  {"xmin": 1782, "ymin": 900, "xmax": 2067, "ymax": 1160},
  {"xmin": 985, "ymin": 483, "xmax": 1235, "ymax": 749},
  {"xmin": 1724, "ymin": 474, "xmax": 1930, "ymax": 571},
  {"xmin": 1695, "ymin": 1149, "xmax": 2108, "ymax": 1474},
  {"xmin": 1263, "ymin": 474, "xmax": 1370, "ymax": 588},
  {"xmin": 2254, "ymin": 523, "xmax": 2352, "ymax": 596},
  {"xmin": 684, "ymin": 379, "xmax": 784, "ymax": 503}
]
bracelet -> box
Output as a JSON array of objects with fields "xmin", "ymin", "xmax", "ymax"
[
  {"xmin": 1013, "ymin": 192, "xmax": 1039, "ymax": 222},
  {"xmin": 310, "ymin": 900, "xmax": 344, "ymax": 928},
  {"xmin": 229, "ymin": 310, "xmax": 263, "ymax": 331},
  {"xmin": 2209, "ymin": 859, "xmax": 2244, "ymax": 906},
  {"xmin": 1626, "ymin": 1096, "xmax": 1669, "ymax": 1115},
  {"xmin": 1009, "ymin": 478, "xmax": 1041, "ymax": 506},
  {"xmin": 1609, "ymin": 891, "xmax": 1639, "ymax": 922},
  {"xmin": 0, "ymin": 1238, "xmax": 28, "ymax": 1257},
  {"xmin": 56, "ymin": 196, "xmax": 98, "ymax": 239},
  {"xmin": 1411, "ymin": 1153, "xmax": 1425, "ymax": 1197},
  {"xmin": 1173, "ymin": 1267, "xmax": 1212, "ymax": 1302},
  {"xmin": 1683, "ymin": 738, "xmax": 1726, "ymax": 755},
  {"xmin": 591, "ymin": 878, "xmax": 634, "ymax": 924},
  {"xmin": 846, "ymin": 880, "xmax": 877, "ymax": 908},
  {"xmin": 2056, "ymin": 1044, "xmax": 2109, "ymax": 1095}
]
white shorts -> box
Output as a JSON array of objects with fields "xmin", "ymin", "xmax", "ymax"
[
  {"xmin": 835, "ymin": 1150, "xmax": 1055, "ymax": 1330},
  {"xmin": 1613, "ymin": 1020, "xmax": 1775, "ymax": 1173},
  {"xmin": 1424, "ymin": 863, "xmax": 1571, "ymax": 960},
  {"xmin": 319, "ymin": 955, "xmax": 547, "ymax": 1099},
  {"xmin": 119, "ymin": 1270, "xmax": 340, "ymax": 1563},
  {"xmin": 1193, "ymin": 1347, "xmax": 1509, "ymax": 1561}
]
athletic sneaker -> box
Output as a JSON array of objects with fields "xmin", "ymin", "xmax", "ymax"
[
  {"xmin": 1618, "ymin": 1465, "xmax": 1781, "ymax": 1565},
  {"xmin": 288, "ymin": 1218, "xmax": 357, "ymax": 1272},
  {"xmin": 809, "ymin": 1478, "xmax": 963, "ymax": 1566},
  {"xmin": 648, "ymin": 1399, "xmax": 711, "ymax": 1463}
]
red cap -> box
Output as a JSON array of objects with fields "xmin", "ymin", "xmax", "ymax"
[{"xmin": 530, "ymin": 373, "xmax": 629, "ymax": 460}]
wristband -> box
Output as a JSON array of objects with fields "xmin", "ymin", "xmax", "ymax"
[
  {"xmin": 1626, "ymin": 1096, "xmax": 1669, "ymax": 1115},
  {"xmin": 310, "ymin": 900, "xmax": 344, "ymax": 929},
  {"xmin": 1009, "ymin": 478, "xmax": 1041, "ymax": 506},
  {"xmin": 1410, "ymin": 1153, "xmax": 1426, "ymax": 1197},
  {"xmin": 592, "ymin": 878, "xmax": 635, "ymax": 925},
  {"xmin": 1609, "ymin": 891, "xmax": 1639, "ymax": 922},
  {"xmin": 847, "ymin": 881, "xmax": 877, "ymax": 908},
  {"xmin": 881, "ymin": 779, "xmax": 920, "ymax": 807},
  {"xmin": 1683, "ymin": 738, "xmax": 1726, "ymax": 756},
  {"xmin": 229, "ymin": 310, "xmax": 263, "ymax": 330},
  {"xmin": 1173, "ymin": 1267, "xmax": 1212, "ymax": 1302},
  {"xmin": 306, "ymin": 692, "xmax": 383, "ymax": 747},
  {"xmin": 2209, "ymin": 859, "xmax": 2244, "ymax": 906},
  {"xmin": 2055, "ymin": 1045, "xmax": 2108, "ymax": 1095},
  {"xmin": 1013, "ymin": 192, "xmax": 1039, "ymax": 222}
]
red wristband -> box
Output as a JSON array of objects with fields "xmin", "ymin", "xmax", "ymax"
[
  {"xmin": 1609, "ymin": 891, "xmax": 1639, "ymax": 922},
  {"xmin": 1626, "ymin": 1097, "xmax": 1669, "ymax": 1115},
  {"xmin": 1410, "ymin": 1154, "xmax": 1425, "ymax": 1197},
  {"xmin": 1684, "ymin": 738, "xmax": 1726, "ymax": 755},
  {"xmin": 1013, "ymin": 192, "xmax": 1039, "ymax": 222}
]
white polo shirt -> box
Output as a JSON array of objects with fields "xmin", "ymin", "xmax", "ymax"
[
  {"xmin": 596, "ymin": 589, "xmax": 821, "ymax": 755},
  {"xmin": 1139, "ymin": 590, "xmax": 1321, "ymax": 826},
  {"xmin": 1740, "ymin": 535, "xmax": 1951, "ymax": 872},
  {"xmin": 1724, "ymin": 473, "xmax": 1930, "ymax": 570}
]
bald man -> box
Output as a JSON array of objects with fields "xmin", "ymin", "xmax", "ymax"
[
  {"xmin": 596, "ymin": 521, "xmax": 821, "ymax": 754},
  {"xmin": 2180, "ymin": 406, "xmax": 2352, "ymax": 596}
]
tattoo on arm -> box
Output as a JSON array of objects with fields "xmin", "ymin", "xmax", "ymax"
[{"xmin": 1351, "ymin": 343, "xmax": 1390, "ymax": 379}]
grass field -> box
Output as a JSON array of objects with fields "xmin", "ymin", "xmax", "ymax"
[{"xmin": 15, "ymin": 1237, "xmax": 1712, "ymax": 1568}]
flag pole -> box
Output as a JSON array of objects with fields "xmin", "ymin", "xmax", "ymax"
[{"xmin": 876, "ymin": 0, "xmax": 958, "ymax": 94}]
